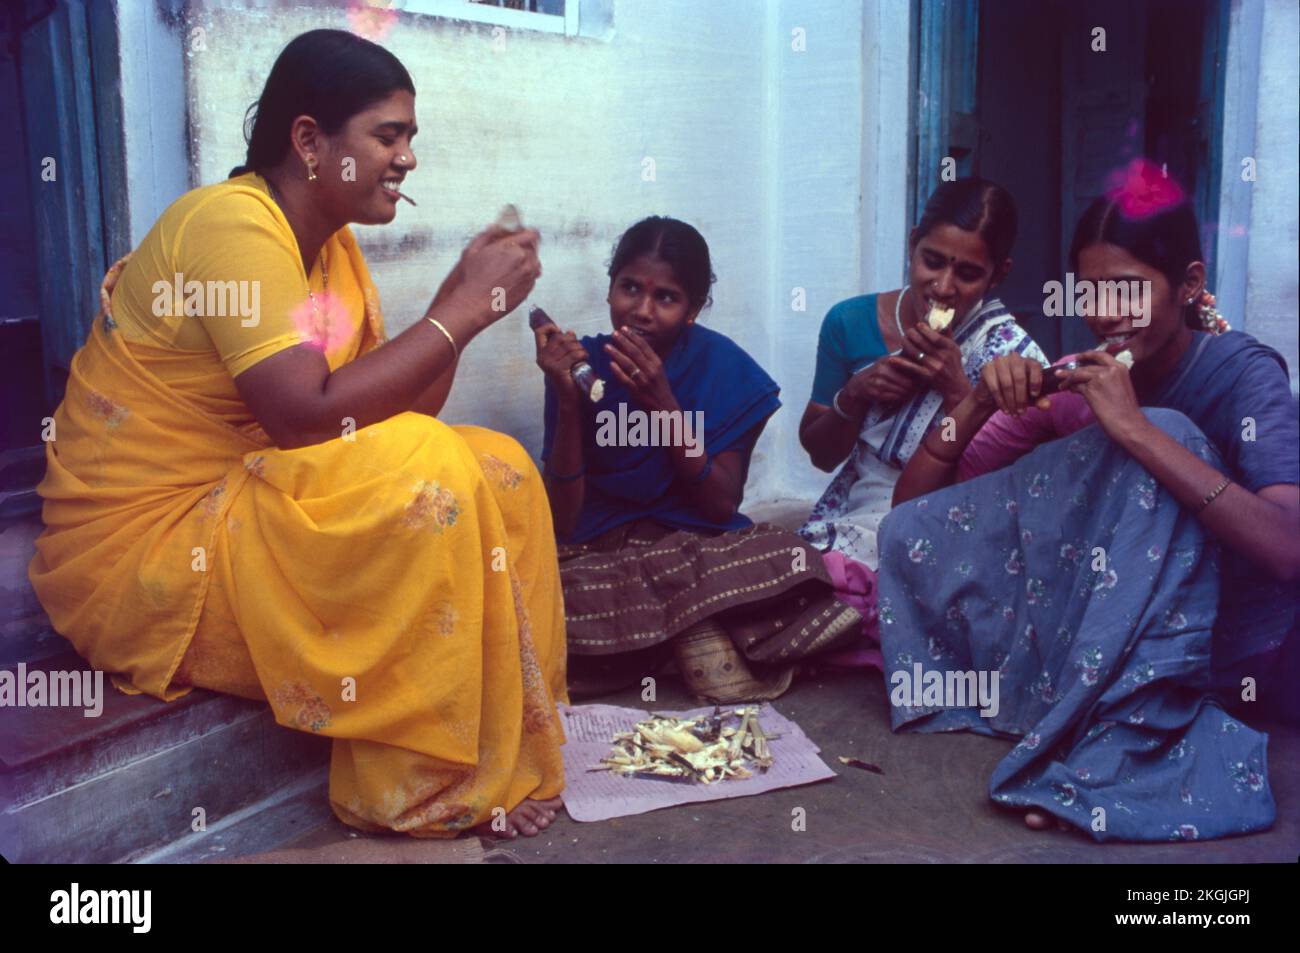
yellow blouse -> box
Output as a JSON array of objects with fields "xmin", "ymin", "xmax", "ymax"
[{"xmin": 108, "ymin": 173, "xmax": 372, "ymax": 411}]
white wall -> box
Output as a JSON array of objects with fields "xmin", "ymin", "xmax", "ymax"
[
  {"xmin": 766, "ymin": 0, "xmax": 911, "ymax": 501},
  {"xmin": 117, "ymin": 0, "xmax": 190, "ymax": 249},
  {"xmin": 1216, "ymin": 0, "xmax": 1299, "ymax": 391},
  {"xmin": 1245, "ymin": 0, "xmax": 1298, "ymax": 389},
  {"xmin": 169, "ymin": 0, "xmax": 913, "ymax": 504}
]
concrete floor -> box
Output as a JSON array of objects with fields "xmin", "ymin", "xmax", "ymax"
[{"xmin": 252, "ymin": 669, "xmax": 1300, "ymax": 864}]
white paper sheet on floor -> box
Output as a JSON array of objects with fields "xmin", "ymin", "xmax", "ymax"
[{"xmin": 557, "ymin": 702, "xmax": 836, "ymax": 822}]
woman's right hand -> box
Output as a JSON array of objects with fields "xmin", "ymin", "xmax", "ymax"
[
  {"xmin": 974, "ymin": 354, "xmax": 1047, "ymax": 415},
  {"xmin": 534, "ymin": 325, "xmax": 588, "ymax": 404},
  {"xmin": 449, "ymin": 226, "xmax": 543, "ymax": 326},
  {"xmin": 843, "ymin": 356, "xmax": 918, "ymax": 408}
]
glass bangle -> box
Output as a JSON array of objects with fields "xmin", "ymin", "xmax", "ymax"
[{"xmin": 832, "ymin": 388, "xmax": 857, "ymax": 422}]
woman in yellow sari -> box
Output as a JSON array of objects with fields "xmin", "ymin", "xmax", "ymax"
[{"xmin": 28, "ymin": 29, "xmax": 566, "ymax": 838}]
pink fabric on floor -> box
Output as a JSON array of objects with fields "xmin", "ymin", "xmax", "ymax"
[{"xmin": 821, "ymin": 550, "xmax": 882, "ymax": 670}]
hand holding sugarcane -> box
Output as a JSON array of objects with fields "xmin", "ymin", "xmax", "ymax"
[
  {"xmin": 893, "ymin": 322, "xmax": 970, "ymax": 407},
  {"xmin": 531, "ymin": 306, "xmax": 605, "ymax": 404},
  {"xmin": 534, "ymin": 318, "xmax": 593, "ymax": 405}
]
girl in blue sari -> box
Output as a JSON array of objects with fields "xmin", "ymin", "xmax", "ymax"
[
  {"xmin": 536, "ymin": 217, "xmax": 862, "ymax": 700},
  {"xmin": 881, "ymin": 162, "xmax": 1299, "ymax": 841}
]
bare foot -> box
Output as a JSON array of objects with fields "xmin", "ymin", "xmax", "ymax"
[
  {"xmin": 475, "ymin": 797, "xmax": 563, "ymax": 839},
  {"xmin": 1024, "ymin": 809, "xmax": 1071, "ymax": 832}
]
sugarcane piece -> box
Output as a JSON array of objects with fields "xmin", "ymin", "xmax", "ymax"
[
  {"xmin": 495, "ymin": 203, "xmax": 523, "ymax": 232},
  {"xmin": 745, "ymin": 707, "xmax": 774, "ymax": 769},
  {"xmin": 690, "ymin": 706, "xmax": 725, "ymax": 742},
  {"xmin": 597, "ymin": 708, "xmax": 775, "ymax": 784},
  {"xmin": 927, "ymin": 304, "xmax": 956, "ymax": 332},
  {"xmin": 529, "ymin": 305, "xmax": 606, "ymax": 404},
  {"xmin": 837, "ymin": 756, "xmax": 885, "ymax": 775},
  {"xmin": 728, "ymin": 708, "xmax": 751, "ymax": 762},
  {"xmin": 748, "ymin": 717, "xmax": 764, "ymax": 769},
  {"xmin": 666, "ymin": 750, "xmax": 697, "ymax": 776}
]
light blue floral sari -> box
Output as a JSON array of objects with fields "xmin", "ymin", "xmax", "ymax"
[{"xmin": 877, "ymin": 408, "xmax": 1275, "ymax": 842}]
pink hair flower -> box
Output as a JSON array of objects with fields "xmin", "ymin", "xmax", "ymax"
[{"xmin": 1106, "ymin": 158, "xmax": 1185, "ymax": 219}]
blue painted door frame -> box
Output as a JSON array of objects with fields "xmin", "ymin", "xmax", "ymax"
[
  {"xmin": 911, "ymin": 0, "xmax": 980, "ymax": 232},
  {"xmin": 15, "ymin": 0, "xmax": 128, "ymax": 410},
  {"xmin": 1194, "ymin": 0, "xmax": 1230, "ymax": 293}
]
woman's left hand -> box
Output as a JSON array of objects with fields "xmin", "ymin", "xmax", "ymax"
[
  {"xmin": 604, "ymin": 328, "xmax": 679, "ymax": 414},
  {"xmin": 896, "ymin": 323, "xmax": 970, "ymax": 405},
  {"xmin": 1058, "ymin": 350, "xmax": 1146, "ymax": 443}
]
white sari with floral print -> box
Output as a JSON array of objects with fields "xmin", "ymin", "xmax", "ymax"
[{"xmin": 798, "ymin": 297, "xmax": 1047, "ymax": 569}]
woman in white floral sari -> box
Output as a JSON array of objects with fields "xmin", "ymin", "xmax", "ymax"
[{"xmin": 799, "ymin": 179, "xmax": 1048, "ymax": 573}]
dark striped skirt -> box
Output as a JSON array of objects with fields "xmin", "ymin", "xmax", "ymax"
[{"xmin": 558, "ymin": 520, "xmax": 863, "ymax": 698}]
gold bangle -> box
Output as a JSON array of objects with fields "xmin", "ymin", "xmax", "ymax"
[
  {"xmin": 426, "ymin": 317, "xmax": 459, "ymax": 361},
  {"xmin": 1197, "ymin": 477, "xmax": 1231, "ymax": 513}
]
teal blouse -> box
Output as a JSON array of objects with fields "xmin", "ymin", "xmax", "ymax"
[{"xmin": 809, "ymin": 293, "xmax": 889, "ymax": 406}]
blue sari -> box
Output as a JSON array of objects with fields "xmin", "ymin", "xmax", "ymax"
[
  {"xmin": 542, "ymin": 324, "xmax": 781, "ymax": 544},
  {"xmin": 876, "ymin": 331, "xmax": 1297, "ymax": 841}
]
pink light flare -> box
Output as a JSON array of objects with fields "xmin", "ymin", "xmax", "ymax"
[
  {"xmin": 1105, "ymin": 158, "xmax": 1186, "ymax": 219},
  {"xmin": 290, "ymin": 291, "xmax": 356, "ymax": 357},
  {"xmin": 347, "ymin": 0, "xmax": 404, "ymax": 41}
]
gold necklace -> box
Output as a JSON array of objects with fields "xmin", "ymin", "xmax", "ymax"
[
  {"xmin": 262, "ymin": 173, "xmax": 327, "ymax": 303},
  {"xmin": 308, "ymin": 253, "xmax": 329, "ymax": 312}
]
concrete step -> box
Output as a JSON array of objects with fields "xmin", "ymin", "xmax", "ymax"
[
  {"xmin": 129, "ymin": 769, "xmax": 333, "ymax": 864},
  {"xmin": 0, "ymin": 448, "xmax": 44, "ymax": 521},
  {"xmin": 0, "ymin": 511, "xmax": 57, "ymax": 666},
  {"xmin": 0, "ymin": 511, "xmax": 330, "ymax": 863},
  {"xmin": 0, "ymin": 649, "xmax": 331, "ymax": 862}
]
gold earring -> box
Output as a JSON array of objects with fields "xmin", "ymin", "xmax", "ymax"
[{"xmin": 306, "ymin": 159, "xmax": 318, "ymax": 182}]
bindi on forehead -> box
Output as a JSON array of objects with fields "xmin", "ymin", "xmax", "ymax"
[
  {"xmin": 920, "ymin": 239, "xmax": 987, "ymax": 269},
  {"xmin": 920, "ymin": 245, "xmax": 987, "ymax": 272}
]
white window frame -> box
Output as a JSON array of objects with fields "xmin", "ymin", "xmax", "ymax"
[{"xmin": 402, "ymin": 0, "xmax": 580, "ymax": 37}]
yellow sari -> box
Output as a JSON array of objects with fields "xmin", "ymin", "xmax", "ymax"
[{"xmin": 28, "ymin": 177, "xmax": 567, "ymax": 835}]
